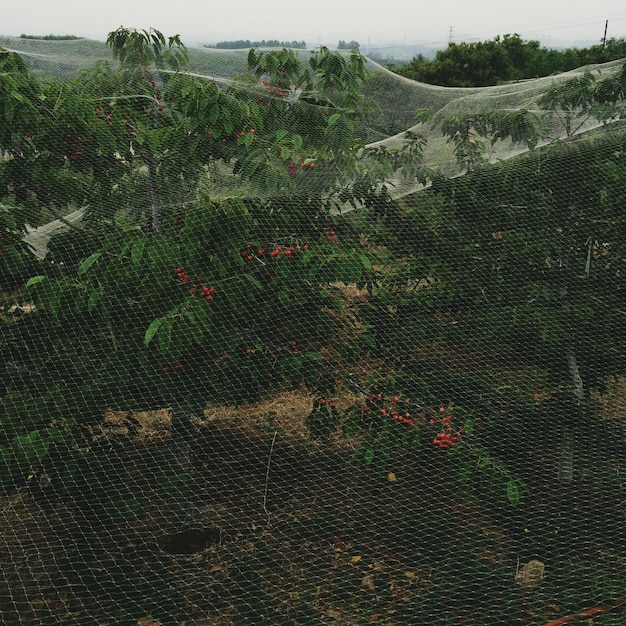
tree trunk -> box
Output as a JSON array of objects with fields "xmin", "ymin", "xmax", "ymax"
[
  {"xmin": 165, "ymin": 403, "xmax": 194, "ymax": 526},
  {"xmin": 168, "ymin": 402, "xmax": 193, "ymax": 471},
  {"xmin": 557, "ymin": 244, "xmax": 583, "ymax": 482},
  {"xmin": 557, "ymin": 343, "xmax": 583, "ymax": 482}
]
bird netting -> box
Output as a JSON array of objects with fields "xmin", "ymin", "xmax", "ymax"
[{"xmin": 1, "ymin": 28, "xmax": 626, "ymax": 625}]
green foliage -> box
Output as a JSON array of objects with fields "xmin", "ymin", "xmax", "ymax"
[
  {"xmin": 106, "ymin": 26, "xmax": 189, "ymax": 72},
  {"xmin": 0, "ymin": 35, "xmax": 392, "ymax": 462},
  {"xmin": 337, "ymin": 40, "xmax": 360, "ymax": 51},
  {"xmin": 0, "ymin": 420, "xmax": 76, "ymax": 489},
  {"xmin": 306, "ymin": 397, "xmax": 341, "ymax": 440},
  {"xmin": 353, "ymin": 119, "xmax": 626, "ymax": 496},
  {"xmin": 420, "ymin": 131, "xmax": 626, "ymax": 387},
  {"xmin": 338, "ymin": 63, "xmax": 626, "ymax": 494},
  {"xmin": 1, "ymin": 191, "xmax": 380, "ymax": 438},
  {"xmin": 416, "ymin": 107, "xmax": 541, "ymax": 173},
  {"xmin": 417, "ymin": 68, "xmax": 624, "ymax": 176},
  {"xmin": 0, "ymin": 49, "xmax": 43, "ymax": 147},
  {"xmin": 0, "ymin": 198, "xmax": 41, "ymax": 286},
  {"xmin": 396, "ymin": 34, "xmax": 626, "ymax": 87},
  {"xmin": 3, "ymin": 26, "xmax": 626, "ymax": 510},
  {"xmin": 210, "ymin": 39, "xmax": 306, "ymax": 50},
  {"xmin": 0, "ymin": 51, "xmax": 47, "ymax": 281},
  {"xmin": 19, "ymin": 34, "xmax": 83, "ymax": 41},
  {"xmin": 537, "ymin": 71, "xmax": 598, "ymax": 136}
]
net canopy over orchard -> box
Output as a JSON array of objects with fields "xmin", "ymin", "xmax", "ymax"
[{"xmin": 1, "ymin": 28, "xmax": 626, "ymax": 625}]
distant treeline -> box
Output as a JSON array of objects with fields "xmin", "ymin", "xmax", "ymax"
[
  {"xmin": 206, "ymin": 39, "xmax": 307, "ymax": 50},
  {"xmin": 393, "ymin": 34, "xmax": 626, "ymax": 87},
  {"xmin": 19, "ymin": 34, "xmax": 83, "ymax": 40}
]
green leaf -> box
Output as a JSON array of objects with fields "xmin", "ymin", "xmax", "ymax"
[
  {"xmin": 144, "ymin": 318, "xmax": 164, "ymax": 346},
  {"xmin": 359, "ymin": 254, "xmax": 372, "ymax": 273},
  {"xmin": 458, "ymin": 461, "xmax": 473, "ymax": 486},
  {"xmin": 25, "ymin": 275, "xmax": 46, "ymax": 288},
  {"xmin": 73, "ymin": 288, "xmax": 89, "ymax": 314},
  {"xmin": 362, "ymin": 334, "xmax": 376, "ymax": 348},
  {"xmin": 328, "ymin": 113, "xmax": 341, "ymax": 127},
  {"xmin": 1, "ymin": 246, "xmax": 26, "ymax": 276},
  {"xmin": 278, "ymin": 291, "xmax": 290, "ymax": 307},
  {"xmin": 4, "ymin": 100, "xmax": 14, "ymax": 122},
  {"xmin": 478, "ymin": 457, "xmax": 491, "ymax": 470},
  {"xmin": 208, "ymin": 103, "xmax": 219, "ymax": 124},
  {"xmin": 131, "ymin": 238, "xmax": 146, "ymax": 267},
  {"xmin": 77, "ymin": 252, "xmax": 102, "ymax": 276},
  {"xmin": 364, "ymin": 447, "xmax": 375, "ymax": 465},
  {"xmin": 245, "ymin": 274, "xmax": 263, "ymax": 290},
  {"xmin": 44, "ymin": 286, "xmax": 63, "ymax": 319},
  {"xmin": 118, "ymin": 237, "xmax": 134, "ymax": 259},
  {"xmin": 87, "ymin": 289, "xmax": 101, "ymax": 313},
  {"xmin": 157, "ymin": 319, "xmax": 173, "ymax": 356},
  {"xmin": 506, "ymin": 480, "xmax": 520, "ymax": 506},
  {"xmin": 13, "ymin": 430, "xmax": 49, "ymax": 465},
  {"xmin": 189, "ymin": 298, "xmax": 213, "ymax": 334}
]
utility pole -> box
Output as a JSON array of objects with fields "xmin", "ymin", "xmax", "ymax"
[
  {"xmin": 601, "ymin": 20, "xmax": 608, "ymax": 48},
  {"xmin": 448, "ymin": 26, "xmax": 453, "ymax": 43}
]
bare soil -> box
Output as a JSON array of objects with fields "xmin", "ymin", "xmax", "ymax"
[{"xmin": 1, "ymin": 386, "xmax": 626, "ymax": 625}]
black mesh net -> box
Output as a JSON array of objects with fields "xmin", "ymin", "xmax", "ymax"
[{"xmin": 1, "ymin": 29, "xmax": 626, "ymax": 625}]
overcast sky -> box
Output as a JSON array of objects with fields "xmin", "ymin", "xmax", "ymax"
[{"xmin": 3, "ymin": 0, "xmax": 626, "ymax": 49}]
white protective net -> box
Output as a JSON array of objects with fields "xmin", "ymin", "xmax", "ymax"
[{"xmin": 1, "ymin": 30, "xmax": 626, "ymax": 625}]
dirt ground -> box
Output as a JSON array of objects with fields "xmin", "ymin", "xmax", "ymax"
[{"xmin": 1, "ymin": 384, "xmax": 626, "ymax": 626}]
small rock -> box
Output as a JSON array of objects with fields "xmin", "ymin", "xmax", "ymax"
[{"xmin": 515, "ymin": 559, "xmax": 545, "ymax": 588}]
